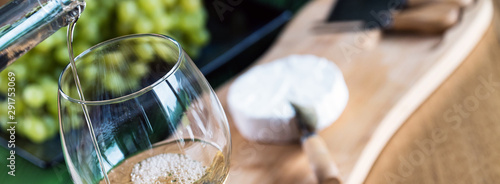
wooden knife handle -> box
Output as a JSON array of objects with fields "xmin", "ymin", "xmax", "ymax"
[
  {"xmin": 391, "ymin": 3, "xmax": 460, "ymax": 34},
  {"xmin": 302, "ymin": 134, "xmax": 342, "ymax": 184},
  {"xmin": 406, "ymin": 0, "xmax": 473, "ymax": 7}
]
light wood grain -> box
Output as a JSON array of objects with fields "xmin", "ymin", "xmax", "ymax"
[
  {"xmin": 364, "ymin": 1, "xmax": 500, "ymax": 183},
  {"xmin": 348, "ymin": 0, "xmax": 493, "ymax": 183},
  {"xmin": 215, "ymin": 0, "xmax": 492, "ymax": 183}
]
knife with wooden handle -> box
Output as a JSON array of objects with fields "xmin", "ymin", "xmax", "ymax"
[
  {"xmin": 291, "ymin": 103, "xmax": 343, "ymax": 184},
  {"xmin": 391, "ymin": 3, "xmax": 461, "ymax": 34},
  {"xmin": 318, "ymin": 0, "xmax": 463, "ymax": 34},
  {"xmin": 303, "ymin": 135, "xmax": 343, "ymax": 184},
  {"xmin": 407, "ymin": 0, "xmax": 473, "ymax": 7}
]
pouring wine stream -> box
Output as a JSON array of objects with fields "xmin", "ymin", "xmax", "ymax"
[{"xmin": 67, "ymin": 10, "xmax": 111, "ymax": 184}]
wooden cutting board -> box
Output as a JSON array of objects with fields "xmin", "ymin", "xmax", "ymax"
[{"xmin": 215, "ymin": 0, "xmax": 493, "ymax": 183}]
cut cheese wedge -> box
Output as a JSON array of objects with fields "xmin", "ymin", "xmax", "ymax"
[{"xmin": 227, "ymin": 55, "xmax": 349, "ymax": 143}]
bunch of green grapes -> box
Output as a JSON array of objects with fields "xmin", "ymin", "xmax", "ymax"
[{"xmin": 0, "ymin": 0, "xmax": 209, "ymax": 143}]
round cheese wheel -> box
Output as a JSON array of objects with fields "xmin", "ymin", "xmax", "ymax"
[{"xmin": 227, "ymin": 55, "xmax": 349, "ymax": 143}]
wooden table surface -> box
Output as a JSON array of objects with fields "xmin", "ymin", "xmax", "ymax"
[
  {"xmin": 364, "ymin": 1, "xmax": 500, "ymax": 183},
  {"xmin": 218, "ymin": 1, "xmax": 500, "ymax": 184}
]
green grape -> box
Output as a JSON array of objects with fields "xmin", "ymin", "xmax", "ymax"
[
  {"xmin": 23, "ymin": 85, "xmax": 46, "ymax": 108},
  {"xmin": 40, "ymin": 77, "xmax": 59, "ymax": 104},
  {"xmin": 47, "ymin": 99, "xmax": 59, "ymax": 118},
  {"xmin": 117, "ymin": 22, "xmax": 133, "ymax": 35},
  {"xmin": 42, "ymin": 115, "xmax": 58, "ymax": 137},
  {"xmin": 134, "ymin": 42, "xmax": 155, "ymax": 62},
  {"xmin": 137, "ymin": 0, "xmax": 158, "ymax": 12},
  {"xmin": 9, "ymin": 63, "xmax": 28, "ymax": 82},
  {"xmin": 15, "ymin": 98, "xmax": 25, "ymax": 116},
  {"xmin": 168, "ymin": 10, "xmax": 180, "ymax": 28},
  {"xmin": 143, "ymin": 0, "xmax": 164, "ymax": 18},
  {"xmin": 124, "ymin": 76, "xmax": 140, "ymax": 91},
  {"xmin": 23, "ymin": 116, "xmax": 49, "ymax": 143},
  {"xmin": 103, "ymin": 52, "xmax": 125, "ymax": 67},
  {"xmin": 162, "ymin": 0, "xmax": 177, "ymax": 7},
  {"xmin": 188, "ymin": 28, "xmax": 210, "ymax": 45},
  {"xmin": 0, "ymin": 70, "xmax": 10, "ymax": 93},
  {"xmin": 152, "ymin": 12, "xmax": 174, "ymax": 33},
  {"xmin": 38, "ymin": 75, "xmax": 53, "ymax": 84},
  {"xmin": 117, "ymin": 1, "xmax": 139, "ymax": 23},
  {"xmin": 152, "ymin": 42, "xmax": 177, "ymax": 61},
  {"xmin": 3, "ymin": 0, "xmax": 212, "ymax": 143},
  {"xmin": 133, "ymin": 16, "xmax": 154, "ymax": 33},
  {"xmin": 104, "ymin": 71, "xmax": 126, "ymax": 93},
  {"xmin": 0, "ymin": 101, "xmax": 7, "ymax": 119},
  {"xmin": 180, "ymin": 0, "xmax": 202, "ymax": 13},
  {"xmin": 192, "ymin": 7, "xmax": 208, "ymax": 22},
  {"xmin": 14, "ymin": 117, "xmax": 26, "ymax": 136},
  {"xmin": 130, "ymin": 62, "xmax": 149, "ymax": 78},
  {"xmin": 179, "ymin": 13, "xmax": 202, "ymax": 31},
  {"xmin": 82, "ymin": 64, "xmax": 98, "ymax": 82}
]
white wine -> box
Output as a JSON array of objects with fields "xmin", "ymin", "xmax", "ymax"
[
  {"xmin": 100, "ymin": 139, "xmax": 228, "ymax": 184},
  {"xmin": 67, "ymin": 15, "xmax": 111, "ymax": 183},
  {"xmin": 65, "ymin": 15, "xmax": 228, "ymax": 184}
]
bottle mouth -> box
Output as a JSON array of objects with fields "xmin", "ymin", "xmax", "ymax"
[
  {"xmin": 62, "ymin": 0, "xmax": 85, "ymax": 22},
  {"xmin": 59, "ymin": 0, "xmax": 85, "ymax": 7},
  {"xmin": 58, "ymin": 34, "xmax": 183, "ymax": 105}
]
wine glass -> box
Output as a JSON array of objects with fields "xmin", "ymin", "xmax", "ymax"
[{"xmin": 58, "ymin": 34, "xmax": 231, "ymax": 184}]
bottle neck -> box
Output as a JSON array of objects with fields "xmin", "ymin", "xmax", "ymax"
[{"xmin": 0, "ymin": 0, "xmax": 85, "ymax": 71}]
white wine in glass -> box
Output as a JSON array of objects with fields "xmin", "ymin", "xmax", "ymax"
[{"xmin": 58, "ymin": 34, "xmax": 231, "ymax": 184}]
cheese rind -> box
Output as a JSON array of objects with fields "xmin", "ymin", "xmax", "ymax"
[{"xmin": 227, "ymin": 55, "xmax": 349, "ymax": 143}]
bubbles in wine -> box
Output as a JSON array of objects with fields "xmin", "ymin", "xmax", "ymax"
[{"xmin": 131, "ymin": 153, "xmax": 207, "ymax": 184}]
